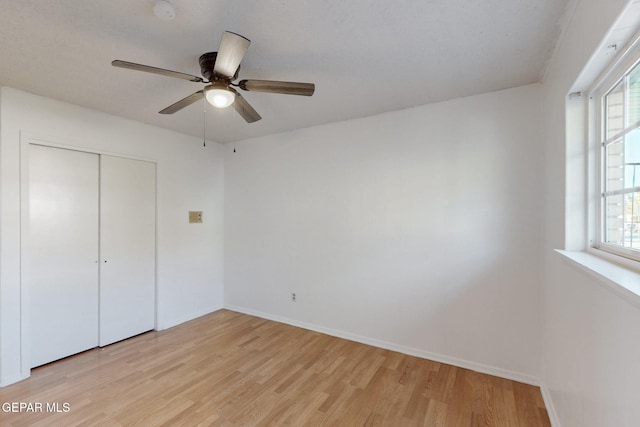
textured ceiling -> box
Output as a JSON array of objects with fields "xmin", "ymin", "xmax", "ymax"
[{"xmin": 0, "ymin": 0, "xmax": 572, "ymax": 143}]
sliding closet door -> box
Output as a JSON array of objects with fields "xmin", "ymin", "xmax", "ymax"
[
  {"xmin": 99, "ymin": 155, "xmax": 156, "ymax": 346},
  {"xmin": 28, "ymin": 145, "xmax": 100, "ymax": 367}
]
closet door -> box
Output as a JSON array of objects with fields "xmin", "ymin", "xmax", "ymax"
[
  {"xmin": 99, "ymin": 155, "xmax": 156, "ymax": 346},
  {"xmin": 28, "ymin": 145, "xmax": 100, "ymax": 367}
]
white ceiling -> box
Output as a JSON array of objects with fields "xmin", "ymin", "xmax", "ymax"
[{"xmin": 0, "ymin": 0, "xmax": 572, "ymax": 143}]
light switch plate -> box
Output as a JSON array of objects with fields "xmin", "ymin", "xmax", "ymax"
[{"xmin": 189, "ymin": 211, "xmax": 203, "ymax": 223}]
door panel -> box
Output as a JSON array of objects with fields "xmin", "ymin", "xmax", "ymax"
[
  {"xmin": 28, "ymin": 145, "xmax": 100, "ymax": 367},
  {"xmin": 99, "ymin": 155, "xmax": 156, "ymax": 346}
]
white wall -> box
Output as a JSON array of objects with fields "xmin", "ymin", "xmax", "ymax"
[
  {"xmin": 0, "ymin": 87, "xmax": 225, "ymax": 386},
  {"xmin": 541, "ymin": 0, "xmax": 640, "ymax": 425},
  {"xmin": 225, "ymin": 84, "xmax": 543, "ymax": 382}
]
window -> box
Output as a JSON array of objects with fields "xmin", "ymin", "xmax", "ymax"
[{"xmin": 594, "ymin": 54, "xmax": 640, "ymax": 261}]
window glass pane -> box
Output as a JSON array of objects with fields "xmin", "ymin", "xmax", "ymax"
[
  {"xmin": 605, "ymin": 79, "xmax": 625, "ymax": 140},
  {"xmin": 605, "ymin": 139, "xmax": 625, "ymax": 193},
  {"xmin": 605, "ymin": 192, "xmax": 640, "ymax": 250},
  {"xmin": 624, "ymin": 127, "xmax": 640, "ymax": 189},
  {"xmin": 628, "ymin": 62, "xmax": 640, "ymax": 124},
  {"xmin": 605, "ymin": 128, "xmax": 640, "ymax": 192},
  {"xmin": 605, "ymin": 194, "xmax": 625, "ymax": 245},
  {"xmin": 624, "ymin": 191, "xmax": 640, "ymax": 249}
]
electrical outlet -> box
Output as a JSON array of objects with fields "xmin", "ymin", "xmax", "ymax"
[{"xmin": 291, "ymin": 293, "xmax": 296, "ymax": 302}]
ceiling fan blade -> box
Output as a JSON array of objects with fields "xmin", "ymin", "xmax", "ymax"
[
  {"xmin": 159, "ymin": 90, "xmax": 204, "ymax": 114},
  {"xmin": 213, "ymin": 31, "xmax": 250, "ymax": 79},
  {"xmin": 233, "ymin": 93, "xmax": 261, "ymax": 123},
  {"xmin": 238, "ymin": 79, "xmax": 315, "ymax": 96},
  {"xmin": 112, "ymin": 60, "xmax": 204, "ymax": 83}
]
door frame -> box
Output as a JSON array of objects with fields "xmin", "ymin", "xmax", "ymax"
[{"xmin": 19, "ymin": 132, "xmax": 158, "ymax": 376}]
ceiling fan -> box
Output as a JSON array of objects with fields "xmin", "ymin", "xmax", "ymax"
[{"xmin": 112, "ymin": 31, "xmax": 315, "ymax": 123}]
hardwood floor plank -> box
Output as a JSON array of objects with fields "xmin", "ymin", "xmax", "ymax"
[
  {"xmin": 0, "ymin": 310, "xmax": 550, "ymax": 426},
  {"xmin": 424, "ymin": 399, "xmax": 448, "ymax": 427}
]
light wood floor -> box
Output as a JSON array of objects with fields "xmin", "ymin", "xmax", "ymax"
[{"xmin": 0, "ymin": 310, "xmax": 550, "ymax": 426}]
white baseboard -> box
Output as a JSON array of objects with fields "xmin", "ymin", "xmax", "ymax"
[
  {"xmin": 1, "ymin": 304, "xmax": 562, "ymax": 427},
  {"xmin": 0, "ymin": 373, "xmax": 30, "ymax": 388},
  {"xmin": 540, "ymin": 384, "xmax": 561, "ymax": 427},
  {"xmin": 157, "ymin": 304, "xmax": 224, "ymax": 331},
  {"xmin": 223, "ymin": 304, "xmax": 541, "ymax": 387}
]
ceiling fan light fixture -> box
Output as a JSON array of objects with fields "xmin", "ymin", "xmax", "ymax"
[{"xmin": 204, "ymin": 84, "xmax": 236, "ymax": 108}]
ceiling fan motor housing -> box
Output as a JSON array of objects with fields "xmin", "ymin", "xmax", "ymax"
[{"xmin": 199, "ymin": 52, "xmax": 239, "ymax": 82}]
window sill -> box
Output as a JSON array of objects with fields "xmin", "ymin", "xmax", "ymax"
[{"xmin": 555, "ymin": 249, "xmax": 640, "ymax": 309}]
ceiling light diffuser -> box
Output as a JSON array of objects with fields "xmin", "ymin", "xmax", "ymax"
[{"xmin": 204, "ymin": 85, "xmax": 236, "ymax": 108}]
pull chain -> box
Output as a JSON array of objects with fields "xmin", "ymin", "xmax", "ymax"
[{"xmin": 203, "ymin": 97, "xmax": 207, "ymax": 147}]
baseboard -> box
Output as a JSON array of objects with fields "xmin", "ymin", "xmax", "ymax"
[
  {"xmin": 0, "ymin": 372, "xmax": 30, "ymax": 388},
  {"xmin": 540, "ymin": 384, "xmax": 561, "ymax": 427},
  {"xmin": 157, "ymin": 304, "xmax": 224, "ymax": 331},
  {"xmin": 223, "ymin": 304, "xmax": 540, "ymax": 387}
]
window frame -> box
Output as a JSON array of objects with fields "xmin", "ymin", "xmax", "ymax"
[{"xmin": 590, "ymin": 37, "xmax": 640, "ymax": 263}]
